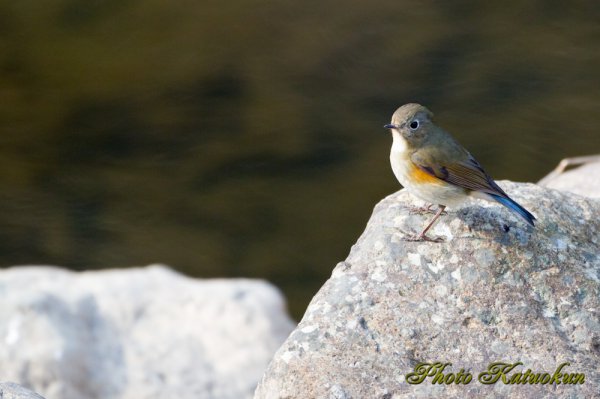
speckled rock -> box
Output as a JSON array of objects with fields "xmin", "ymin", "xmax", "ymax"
[
  {"xmin": 0, "ymin": 383, "xmax": 46, "ymax": 399},
  {"xmin": 543, "ymin": 161, "xmax": 600, "ymax": 198},
  {"xmin": 255, "ymin": 181, "xmax": 600, "ymax": 399},
  {"xmin": 0, "ymin": 265, "xmax": 295, "ymax": 399}
]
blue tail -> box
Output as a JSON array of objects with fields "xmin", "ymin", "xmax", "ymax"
[{"xmin": 490, "ymin": 194, "xmax": 536, "ymax": 227}]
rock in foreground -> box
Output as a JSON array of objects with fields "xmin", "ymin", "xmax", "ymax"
[
  {"xmin": 0, "ymin": 265, "xmax": 295, "ymax": 399},
  {"xmin": 255, "ymin": 182, "xmax": 600, "ymax": 399}
]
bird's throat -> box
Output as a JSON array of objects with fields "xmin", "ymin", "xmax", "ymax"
[{"xmin": 391, "ymin": 131, "xmax": 409, "ymax": 154}]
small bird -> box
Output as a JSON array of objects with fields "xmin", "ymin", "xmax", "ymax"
[{"xmin": 384, "ymin": 103, "xmax": 535, "ymax": 242}]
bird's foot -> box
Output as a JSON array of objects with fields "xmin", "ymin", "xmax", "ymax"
[
  {"xmin": 402, "ymin": 234, "xmax": 445, "ymax": 243},
  {"xmin": 408, "ymin": 204, "xmax": 447, "ymax": 216}
]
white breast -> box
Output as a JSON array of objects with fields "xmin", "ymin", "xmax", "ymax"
[{"xmin": 389, "ymin": 131, "xmax": 411, "ymax": 187}]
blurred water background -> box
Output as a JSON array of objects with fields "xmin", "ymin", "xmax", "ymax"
[{"xmin": 1, "ymin": 1, "xmax": 599, "ymax": 318}]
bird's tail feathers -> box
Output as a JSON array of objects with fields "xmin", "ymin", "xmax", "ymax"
[{"xmin": 489, "ymin": 194, "xmax": 536, "ymax": 227}]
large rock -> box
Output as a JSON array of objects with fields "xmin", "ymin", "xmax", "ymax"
[
  {"xmin": 255, "ymin": 181, "xmax": 600, "ymax": 398},
  {"xmin": 0, "ymin": 265, "xmax": 295, "ymax": 399},
  {"xmin": 543, "ymin": 161, "xmax": 600, "ymax": 198},
  {"xmin": 0, "ymin": 383, "xmax": 46, "ymax": 399}
]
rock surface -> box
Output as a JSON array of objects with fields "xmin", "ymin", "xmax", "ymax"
[
  {"xmin": 543, "ymin": 161, "xmax": 600, "ymax": 198},
  {"xmin": 0, "ymin": 265, "xmax": 295, "ymax": 399},
  {"xmin": 255, "ymin": 181, "xmax": 600, "ymax": 399},
  {"xmin": 0, "ymin": 383, "xmax": 46, "ymax": 399}
]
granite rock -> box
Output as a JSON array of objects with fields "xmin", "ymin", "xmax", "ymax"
[
  {"xmin": 255, "ymin": 181, "xmax": 600, "ymax": 399},
  {"xmin": 0, "ymin": 383, "xmax": 46, "ymax": 399},
  {"xmin": 0, "ymin": 265, "xmax": 295, "ymax": 399}
]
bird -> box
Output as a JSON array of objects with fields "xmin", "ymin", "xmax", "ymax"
[{"xmin": 384, "ymin": 103, "xmax": 535, "ymax": 242}]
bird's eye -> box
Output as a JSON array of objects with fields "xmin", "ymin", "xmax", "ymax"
[{"xmin": 409, "ymin": 120, "xmax": 419, "ymax": 130}]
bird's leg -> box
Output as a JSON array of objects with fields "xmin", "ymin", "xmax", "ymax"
[
  {"xmin": 405, "ymin": 205, "xmax": 446, "ymax": 242},
  {"xmin": 408, "ymin": 203, "xmax": 447, "ymax": 215}
]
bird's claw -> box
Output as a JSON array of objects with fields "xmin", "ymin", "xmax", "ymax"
[
  {"xmin": 408, "ymin": 205, "xmax": 447, "ymax": 216},
  {"xmin": 402, "ymin": 234, "xmax": 445, "ymax": 243}
]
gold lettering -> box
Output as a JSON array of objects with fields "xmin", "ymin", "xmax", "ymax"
[
  {"xmin": 409, "ymin": 361, "xmax": 585, "ymax": 386},
  {"xmin": 521, "ymin": 369, "xmax": 531, "ymax": 384},
  {"xmin": 406, "ymin": 363, "xmax": 434, "ymax": 385},
  {"xmin": 566, "ymin": 374, "xmax": 585, "ymax": 384},
  {"xmin": 529, "ymin": 372, "xmax": 542, "ymax": 384},
  {"xmin": 431, "ymin": 363, "xmax": 451, "ymax": 384},
  {"xmin": 478, "ymin": 362, "xmax": 522, "ymax": 385},
  {"xmin": 407, "ymin": 362, "xmax": 449, "ymax": 385},
  {"xmin": 456, "ymin": 369, "xmax": 472, "ymax": 384},
  {"xmin": 540, "ymin": 373, "xmax": 551, "ymax": 384},
  {"xmin": 508, "ymin": 373, "xmax": 522, "ymax": 384},
  {"xmin": 550, "ymin": 362, "xmax": 568, "ymax": 385}
]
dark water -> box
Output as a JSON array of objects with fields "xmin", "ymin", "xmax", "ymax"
[{"xmin": 1, "ymin": 1, "xmax": 599, "ymax": 318}]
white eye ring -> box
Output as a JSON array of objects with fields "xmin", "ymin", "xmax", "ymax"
[{"xmin": 409, "ymin": 120, "xmax": 419, "ymax": 130}]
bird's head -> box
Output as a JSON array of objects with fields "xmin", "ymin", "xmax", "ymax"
[{"xmin": 384, "ymin": 103, "xmax": 434, "ymax": 146}]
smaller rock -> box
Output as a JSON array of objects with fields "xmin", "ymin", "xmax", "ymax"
[
  {"xmin": 0, "ymin": 265, "xmax": 295, "ymax": 399},
  {"xmin": 542, "ymin": 160, "xmax": 600, "ymax": 198},
  {"xmin": 0, "ymin": 382, "xmax": 46, "ymax": 399}
]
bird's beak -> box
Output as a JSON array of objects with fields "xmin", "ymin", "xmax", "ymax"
[{"xmin": 384, "ymin": 124, "xmax": 397, "ymax": 129}]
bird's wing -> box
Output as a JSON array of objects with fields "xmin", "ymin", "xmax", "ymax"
[{"xmin": 411, "ymin": 150, "xmax": 508, "ymax": 197}]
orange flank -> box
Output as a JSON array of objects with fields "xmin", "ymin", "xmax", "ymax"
[{"xmin": 410, "ymin": 163, "xmax": 442, "ymax": 184}]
